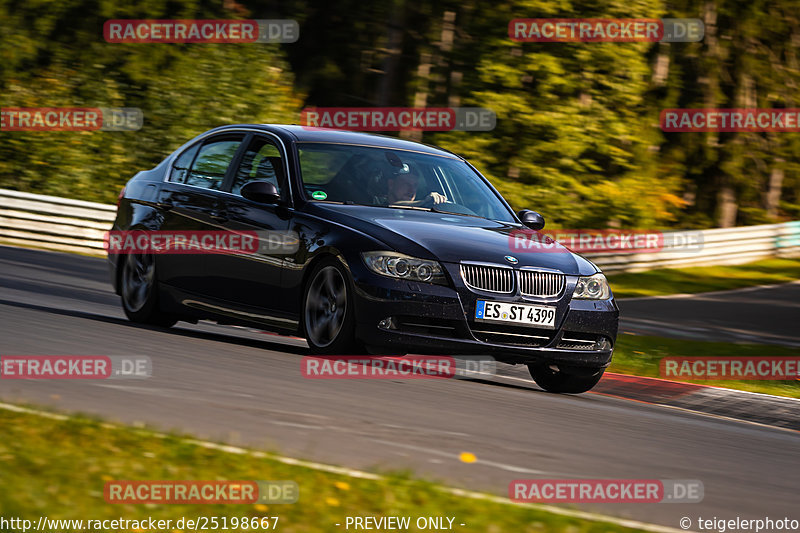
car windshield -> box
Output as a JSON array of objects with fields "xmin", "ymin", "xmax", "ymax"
[{"xmin": 297, "ymin": 142, "xmax": 516, "ymax": 222}]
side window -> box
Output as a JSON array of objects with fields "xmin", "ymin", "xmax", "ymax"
[
  {"xmin": 170, "ymin": 144, "xmax": 200, "ymax": 183},
  {"xmin": 185, "ymin": 139, "xmax": 243, "ymax": 190},
  {"xmin": 231, "ymin": 136, "xmax": 284, "ymax": 196}
]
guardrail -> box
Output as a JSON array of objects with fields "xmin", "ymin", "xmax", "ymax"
[
  {"xmin": 1, "ymin": 188, "xmax": 799, "ymax": 272},
  {"xmin": 0, "ymin": 188, "xmax": 116, "ymax": 255},
  {"xmin": 585, "ymin": 222, "xmax": 800, "ymax": 273}
]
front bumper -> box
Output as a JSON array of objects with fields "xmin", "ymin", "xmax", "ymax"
[{"xmin": 351, "ymin": 261, "xmax": 619, "ymax": 368}]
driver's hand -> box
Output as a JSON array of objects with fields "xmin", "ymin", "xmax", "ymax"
[{"xmin": 428, "ymin": 192, "xmax": 448, "ymax": 204}]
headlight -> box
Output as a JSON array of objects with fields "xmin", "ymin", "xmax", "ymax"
[
  {"xmin": 572, "ymin": 273, "xmax": 611, "ymax": 300},
  {"xmin": 362, "ymin": 251, "xmax": 447, "ymax": 285}
]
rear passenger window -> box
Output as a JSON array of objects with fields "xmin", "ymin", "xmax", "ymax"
[
  {"xmin": 170, "ymin": 144, "xmax": 200, "ymax": 183},
  {"xmin": 185, "ymin": 139, "xmax": 242, "ymax": 190}
]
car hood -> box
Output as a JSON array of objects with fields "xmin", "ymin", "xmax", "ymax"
[{"xmin": 310, "ymin": 204, "xmax": 598, "ymax": 276}]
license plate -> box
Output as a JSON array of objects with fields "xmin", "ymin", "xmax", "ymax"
[{"xmin": 475, "ymin": 300, "xmax": 556, "ymax": 329}]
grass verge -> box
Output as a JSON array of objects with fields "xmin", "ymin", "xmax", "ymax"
[
  {"xmin": 606, "ymin": 257, "xmax": 800, "ymax": 299},
  {"xmin": 0, "ymin": 406, "xmax": 648, "ymax": 533},
  {"xmin": 611, "ymin": 334, "xmax": 800, "ymax": 398}
]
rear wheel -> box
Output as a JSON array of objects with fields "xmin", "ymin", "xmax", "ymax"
[
  {"xmin": 527, "ymin": 364, "xmax": 604, "ymax": 394},
  {"xmin": 120, "ymin": 252, "xmax": 177, "ymax": 327},
  {"xmin": 302, "ymin": 258, "xmax": 359, "ymax": 354}
]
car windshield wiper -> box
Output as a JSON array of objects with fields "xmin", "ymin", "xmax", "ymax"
[
  {"xmin": 369, "ymin": 204, "xmax": 434, "ymax": 212},
  {"xmin": 430, "ymin": 203, "xmax": 485, "ymax": 219},
  {"xmin": 379, "ymin": 203, "xmax": 488, "ymax": 219}
]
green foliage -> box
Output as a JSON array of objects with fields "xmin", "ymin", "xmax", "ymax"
[
  {"xmin": 0, "ymin": 0, "xmax": 301, "ymax": 203},
  {"xmin": 1, "ymin": 0, "xmax": 799, "ymax": 226},
  {"xmin": 430, "ymin": 20, "xmax": 679, "ymax": 226},
  {"xmin": 652, "ymin": 0, "xmax": 800, "ymax": 227}
]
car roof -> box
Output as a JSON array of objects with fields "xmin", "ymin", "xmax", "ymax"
[{"xmin": 205, "ymin": 124, "xmax": 462, "ymax": 159}]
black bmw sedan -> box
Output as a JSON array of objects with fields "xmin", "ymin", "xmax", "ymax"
[{"xmin": 109, "ymin": 124, "xmax": 618, "ymax": 393}]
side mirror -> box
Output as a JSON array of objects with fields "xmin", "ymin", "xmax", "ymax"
[
  {"xmin": 241, "ymin": 181, "xmax": 281, "ymax": 204},
  {"xmin": 518, "ymin": 209, "xmax": 545, "ymax": 230}
]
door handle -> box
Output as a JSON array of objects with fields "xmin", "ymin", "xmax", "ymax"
[{"xmin": 210, "ymin": 211, "xmax": 228, "ymax": 223}]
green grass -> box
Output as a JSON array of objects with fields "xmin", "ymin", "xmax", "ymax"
[
  {"xmin": 0, "ymin": 407, "xmax": 647, "ymax": 533},
  {"xmin": 607, "ymin": 257, "xmax": 800, "ymax": 299},
  {"xmin": 610, "ymin": 334, "xmax": 800, "ymax": 398}
]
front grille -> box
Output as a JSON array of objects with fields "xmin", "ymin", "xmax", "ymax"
[
  {"xmin": 460, "ymin": 264, "xmax": 564, "ymax": 297},
  {"xmin": 519, "ymin": 270, "xmax": 565, "ymax": 297},
  {"xmin": 460, "ymin": 264, "xmax": 514, "ymax": 293}
]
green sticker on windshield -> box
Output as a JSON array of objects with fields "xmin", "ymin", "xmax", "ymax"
[{"xmin": 311, "ymin": 190, "xmax": 327, "ymax": 200}]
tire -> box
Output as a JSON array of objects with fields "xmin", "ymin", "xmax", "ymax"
[
  {"xmin": 302, "ymin": 258, "xmax": 359, "ymax": 354},
  {"xmin": 119, "ymin": 252, "xmax": 177, "ymax": 327},
  {"xmin": 527, "ymin": 364, "xmax": 604, "ymax": 394}
]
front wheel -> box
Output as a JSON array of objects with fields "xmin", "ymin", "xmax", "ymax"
[
  {"xmin": 527, "ymin": 364, "xmax": 604, "ymax": 394},
  {"xmin": 302, "ymin": 258, "xmax": 359, "ymax": 354},
  {"xmin": 119, "ymin": 252, "xmax": 177, "ymax": 327}
]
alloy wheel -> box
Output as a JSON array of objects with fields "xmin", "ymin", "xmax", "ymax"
[
  {"xmin": 304, "ymin": 265, "xmax": 348, "ymax": 348},
  {"xmin": 122, "ymin": 252, "xmax": 155, "ymax": 313}
]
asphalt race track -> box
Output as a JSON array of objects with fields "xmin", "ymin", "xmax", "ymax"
[
  {"xmin": 1, "ymin": 245, "xmax": 798, "ymax": 530},
  {"xmin": 618, "ymin": 284, "xmax": 800, "ymax": 347}
]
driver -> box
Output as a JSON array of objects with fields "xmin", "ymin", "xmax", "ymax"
[{"xmin": 385, "ymin": 166, "xmax": 447, "ymax": 206}]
